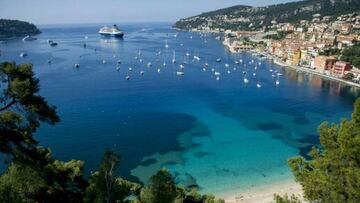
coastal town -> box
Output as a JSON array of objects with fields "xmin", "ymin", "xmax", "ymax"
[{"xmin": 182, "ymin": 12, "xmax": 360, "ymax": 87}]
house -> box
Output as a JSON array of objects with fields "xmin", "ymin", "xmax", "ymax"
[
  {"xmin": 314, "ymin": 56, "xmax": 337, "ymax": 72},
  {"xmin": 332, "ymin": 61, "xmax": 352, "ymax": 77}
]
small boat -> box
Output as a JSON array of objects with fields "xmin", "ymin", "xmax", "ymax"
[
  {"xmin": 99, "ymin": 24, "xmax": 124, "ymax": 38},
  {"xmin": 253, "ymin": 73, "xmax": 256, "ymax": 76},
  {"xmin": 163, "ymin": 61, "xmax": 166, "ymax": 67},
  {"xmin": 216, "ymin": 76, "xmax": 220, "ymax": 81},
  {"xmin": 257, "ymin": 83, "xmax": 262, "ymax": 88},
  {"xmin": 179, "ymin": 64, "xmax": 185, "ymax": 69},
  {"xmin": 125, "ymin": 76, "xmax": 130, "ymax": 80},
  {"xmin": 117, "ymin": 60, "xmax": 122, "ymax": 65},
  {"xmin": 202, "ymin": 68, "xmax": 206, "ymax": 72},
  {"xmin": 22, "ymin": 35, "xmax": 37, "ymax": 42},
  {"xmin": 211, "ymin": 68, "xmax": 215, "ymax": 72},
  {"xmin": 140, "ymin": 70, "xmax": 145, "ymax": 75},
  {"xmin": 157, "ymin": 68, "xmax": 161, "ymax": 73},
  {"xmin": 276, "ymin": 79, "xmax": 280, "ymax": 86},
  {"xmin": 193, "ymin": 55, "xmax": 200, "ymax": 61},
  {"xmin": 234, "ymin": 60, "xmax": 239, "ymax": 64},
  {"xmin": 74, "ymin": 63, "xmax": 80, "ymax": 68},
  {"xmin": 102, "ymin": 60, "xmax": 107, "ymax": 64},
  {"xmin": 216, "ymin": 58, "xmax": 221, "ymax": 63},
  {"xmin": 165, "ymin": 40, "xmax": 169, "ymax": 49},
  {"xmin": 214, "ymin": 71, "xmax": 221, "ymax": 76},
  {"xmin": 186, "ymin": 51, "xmax": 190, "ymax": 57},
  {"xmin": 225, "ymin": 63, "xmax": 229, "ymax": 68},
  {"xmin": 227, "ymin": 70, "xmax": 231, "ymax": 74},
  {"xmin": 204, "ymin": 63, "xmax": 209, "ymax": 67},
  {"xmin": 147, "ymin": 62, "xmax": 152, "ymax": 67},
  {"xmin": 128, "ymin": 67, "xmax": 133, "ymax": 71},
  {"xmin": 244, "ymin": 78, "xmax": 249, "ymax": 84},
  {"xmin": 47, "ymin": 40, "xmax": 58, "ymax": 47},
  {"xmin": 20, "ymin": 52, "xmax": 27, "ymax": 57},
  {"xmin": 47, "ymin": 59, "xmax": 52, "ymax": 64},
  {"xmin": 172, "ymin": 51, "xmax": 176, "ymax": 63},
  {"xmin": 116, "ymin": 67, "xmax": 121, "ymax": 71},
  {"xmin": 176, "ymin": 71, "xmax": 184, "ymax": 76}
]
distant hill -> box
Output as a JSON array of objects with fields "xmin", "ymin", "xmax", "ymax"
[
  {"xmin": 174, "ymin": 0, "xmax": 360, "ymax": 31},
  {"xmin": 0, "ymin": 19, "xmax": 41, "ymax": 39}
]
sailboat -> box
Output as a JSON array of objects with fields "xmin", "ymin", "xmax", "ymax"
[
  {"xmin": 172, "ymin": 50, "xmax": 176, "ymax": 63},
  {"xmin": 257, "ymin": 82, "xmax": 262, "ymax": 88},
  {"xmin": 244, "ymin": 77, "xmax": 249, "ymax": 84}
]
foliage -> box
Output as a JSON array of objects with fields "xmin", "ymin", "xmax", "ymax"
[
  {"xmin": 319, "ymin": 47, "xmax": 341, "ymax": 56},
  {"xmin": 140, "ymin": 169, "xmax": 178, "ymax": 203},
  {"xmin": 84, "ymin": 150, "xmax": 140, "ymax": 203},
  {"xmin": 273, "ymin": 194, "xmax": 301, "ymax": 203},
  {"xmin": 0, "ymin": 147, "xmax": 86, "ymax": 203},
  {"xmin": 174, "ymin": 0, "xmax": 360, "ymax": 31},
  {"xmin": 264, "ymin": 31, "xmax": 292, "ymax": 40},
  {"xmin": 340, "ymin": 43, "xmax": 360, "ymax": 68},
  {"xmin": 344, "ymin": 72, "xmax": 355, "ymax": 80},
  {"xmin": 0, "ymin": 19, "xmax": 41, "ymax": 39},
  {"xmin": 288, "ymin": 98, "xmax": 360, "ymax": 202},
  {"xmin": 0, "ymin": 62, "xmax": 59, "ymax": 161}
]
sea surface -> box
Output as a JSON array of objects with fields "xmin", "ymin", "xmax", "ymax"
[{"xmin": 1, "ymin": 23, "xmax": 359, "ymax": 195}]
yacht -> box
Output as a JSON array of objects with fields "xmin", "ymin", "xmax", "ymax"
[
  {"xmin": 99, "ymin": 24, "xmax": 124, "ymax": 38},
  {"xmin": 176, "ymin": 71, "xmax": 184, "ymax": 76}
]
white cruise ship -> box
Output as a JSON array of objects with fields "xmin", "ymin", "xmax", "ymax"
[{"xmin": 99, "ymin": 24, "xmax": 124, "ymax": 38}]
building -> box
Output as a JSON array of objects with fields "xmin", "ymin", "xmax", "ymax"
[
  {"xmin": 314, "ymin": 56, "xmax": 337, "ymax": 72},
  {"xmin": 287, "ymin": 49, "xmax": 301, "ymax": 66},
  {"xmin": 332, "ymin": 61, "xmax": 352, "ymax": 77}
]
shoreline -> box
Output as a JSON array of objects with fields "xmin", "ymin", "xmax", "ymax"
[
  {"xmin": 218, "ymin": 179, "xmax": 303, "ymax": 203},
  {"xmin": 222, "ymin": 41, "xmax": 360, "ymax": 89}
]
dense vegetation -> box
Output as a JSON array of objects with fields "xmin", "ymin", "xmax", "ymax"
[
  {"xmin": 174, "ymin": 0, "xmax": 360, "ymax": 31},
  {"xmin": 286, "ymin": 98, "xmax": 360, "ymax": 202},
  {"xmin": 340, "ymin": 42, "xmax": 360, "ymax": 68},
  {"xmin": 0, "ymin": 19, "xmax": 41, "ymax": 39},
  {"xmin": 0, "ymin": 62, "xmax": 224, "ymax": 203}
]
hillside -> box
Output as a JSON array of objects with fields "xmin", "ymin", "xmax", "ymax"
[
  {"xmin": 0, "ymin": 19, "xmax": 41, "ymax": 39},
  {"xmin": 174, "ymin": 0, "xmax": 360, "ymax": 31}
]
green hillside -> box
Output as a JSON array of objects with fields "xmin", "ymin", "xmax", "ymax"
[
  {"xmin": 0, "ymin": 19, "xmax": 41, "ymax": 39},
  {"xmin": 174, "ymin": 0, "xmax": 360, "ymax": 31}
]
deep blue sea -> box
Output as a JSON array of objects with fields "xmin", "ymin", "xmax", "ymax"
[{"xmin": 1, "ymin": 23, "xmax": 359, "ymax": 195}]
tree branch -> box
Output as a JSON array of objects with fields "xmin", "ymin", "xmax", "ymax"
[{"xmin": 0, "ymin": 98, "xmax": 16, "ymax": 111}]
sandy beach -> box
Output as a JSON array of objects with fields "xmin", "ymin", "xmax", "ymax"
[{"xmin": 219, "ymin": 180, "xmax": 303, "ymax": 203}]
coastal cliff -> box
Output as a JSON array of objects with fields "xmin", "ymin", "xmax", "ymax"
[{"xmin": 0, "ymin": 19, "xmax": 41, "ymax": 39}]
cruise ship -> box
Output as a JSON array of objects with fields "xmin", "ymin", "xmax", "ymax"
[{"xmin": 99, "ymin": 24, "xmax": 124, "ymax": 38}]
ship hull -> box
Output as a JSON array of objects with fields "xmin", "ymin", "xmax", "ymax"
[{"xmin": 99, "ymin": 32, "xmax": 124, "ymax": 38}]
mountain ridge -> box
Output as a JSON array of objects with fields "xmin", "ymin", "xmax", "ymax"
[{"xmin": 174, "ymin": 0, "xmax": 360, "ymax": 31}]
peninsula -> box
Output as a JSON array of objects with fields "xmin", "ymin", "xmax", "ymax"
[{"xmin": 0, "ymin": 19, "xmax": 41, "ymax": 39}]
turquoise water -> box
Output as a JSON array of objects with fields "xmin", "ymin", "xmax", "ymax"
[{"xmin": 1, "ymin": 23, "xmax": 359, "ymax": 195}]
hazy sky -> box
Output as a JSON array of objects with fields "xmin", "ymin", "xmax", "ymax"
[{"xmin": 0, "ymin": 0, "xmax": 299, "ymax": 25}]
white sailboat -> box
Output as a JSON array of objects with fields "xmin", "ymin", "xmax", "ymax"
[{"xmin": 172, "ymin": 50, "xmax": 176, "ymax": 63}]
